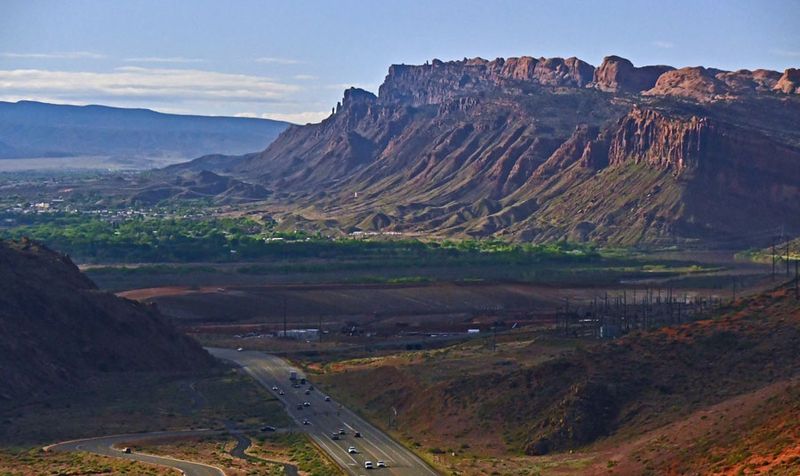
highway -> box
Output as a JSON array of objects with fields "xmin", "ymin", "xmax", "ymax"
[
  {"xmin": 208, "ymin": 347, "xmax": 440, "ymax": 476},
  {"xmin": 45, "ymin": 429, "xmax": 226, "ymax": 476}
]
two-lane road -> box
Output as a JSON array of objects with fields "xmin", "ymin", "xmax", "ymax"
[
  {"xmin": 208, "ymin": 347, "xmax": 439, "ymax": 476},
  {"xmin": 45, "ymin": 430, "xmax": 226, "ymax": 476}
]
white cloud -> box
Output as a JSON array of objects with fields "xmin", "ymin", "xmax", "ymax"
[
  {"xmin": 771, "ymin": 48, "xmax": 800, "ymax": 57},
  {"xmin": 255, "ymin": 56, "xmax": 304, "ymax": 65},
  {"xmin": 125, "ymin": 56, "xmax": 205, "ymax": 64},
  {"xmin": 293, "ymin": 74, "xmax": 318, "ymax": 80},
  {"xmin": 0, "ymin": 51, "xmax": 106, "ymax": 60},
  {"xmin": 236, "ymin": 111, "xmax": 329, "ymax": 124},
  {"xmin": 652, "ymin": 41, "xmax": 674, "ymax": 49},
  {"xmin": 0, "ymin": 67, "xmax": 301, "ymax": 103}
]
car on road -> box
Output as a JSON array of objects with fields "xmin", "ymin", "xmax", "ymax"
[
  {"xmin": 236, "ymin": 347, "xmax": 243, "ymax": 352},
  {"xmin": 303, "ymin": 401, "xmax": 311, "ymax": 407},
  {"xmin": 347, "ymin": 446, "xmax": 357, "ymax": 454},
  {"xmin": 305, "ymin": 389, "xmax": 311, "ymax": 395},
  {"xmin": 272, "ymin": 386, "xmax": 278, "ymax": 391},
  {"xmin": 330, "ymin": 433, "xmax": 340, "ymax": 440},
  {"xmin": 302, "ymin": 419, "xmax": 310, "ymax": 425},
  {"xmin": 296, "ymin": 404, "xmax": 303, "ymax": 410},
  {"xmin": 324, "ymin": 396, "xmax": 331, "ymax": 401},
  {"xmin": 377, "ymin": 461, "xmax": 386, "ymax": 468},
  {"xmin": 260, "ymin": 425, "xmax": 276, "ymax": 432},
  {"xmin": 354, "ymin": 431, "xmax": 362, "ymax": 438},
  {"xmin": 122, "ymin": 447, "xmax": 132, "ymax": 454},
  {"xmin": 338, "ymin": 428, "xmax": 346, "ymax": 435},
  {"xmin": 278, "ymin": 390, "xmax": 285, "ymax": 395},
  {"xmin": 364, "ymin": 461, "xmax": 373, "ymax": 469}
]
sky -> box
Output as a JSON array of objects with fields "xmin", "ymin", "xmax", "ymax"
[{"xmin": 1, "ymin": 0, "xmax": 798, "ymax": 124}]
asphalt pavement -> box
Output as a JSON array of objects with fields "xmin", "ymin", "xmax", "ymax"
[
  {"xmin": 208, "ymin": 347, "xmax": 440, "ymax": 476},
  {"xmin": 45, "ymin": 429, "xmax": 225, "ymax": 476}
]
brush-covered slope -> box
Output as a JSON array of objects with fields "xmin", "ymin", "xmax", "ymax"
[
  {"xmin": 193, "ymin": 54, "xmax": 800, "ymax": 246},
  {"xmin": 315, "ymin": 285, "xmax": 800, "ymax": 472},
  {"xmin": 0, "ymin": 239, "xmax": 214, "ymax": 402}
]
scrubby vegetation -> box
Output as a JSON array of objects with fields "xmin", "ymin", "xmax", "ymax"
[
  {"xmin": 0, "ymin": 214, "xmax": 598, "ymax": 263},
  {"xmin": 312, "ymin": 285, "xmax": 800, "ymax": 474}
]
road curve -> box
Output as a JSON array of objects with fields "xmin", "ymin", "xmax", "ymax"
[
  {"xmin": 45, "ymin": 429, "xmax": 226, "ymax": 476},
  {"xmin": 208, "ymin": 347, "xmax": 440, "ymax": 476}
]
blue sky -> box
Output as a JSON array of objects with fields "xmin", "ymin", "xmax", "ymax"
[{"xmin": 1, "ymin": 0, "xmax": 798, "ymax": 123}]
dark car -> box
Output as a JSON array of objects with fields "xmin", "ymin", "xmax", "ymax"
[
  {"xmin": 260, "ymin": 425, "xmax": 277, "ymax": 432},
  {"xmin": 354, "ymin": 431, "xmax": 362, "ymax": 438}
]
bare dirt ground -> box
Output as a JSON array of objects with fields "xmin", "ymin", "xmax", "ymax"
[{"xmin": 123, "ymin": 281, "xmax": 735, "ymax": 326}]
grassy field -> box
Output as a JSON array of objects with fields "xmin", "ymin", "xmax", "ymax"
[
  {"xmin": 135, "ymin": 434, "xmax": 286, "ymax": 476},
  {"xmin": 0, "ymin": 449, "xmax": 175, "ymax": 476}
]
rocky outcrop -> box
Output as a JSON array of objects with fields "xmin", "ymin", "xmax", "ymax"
[
  {"xmin": 644, "ymin": 67, "xmax": 733, "ymax": 102},
  {"xmin": 645, "ymin": 66, "xmax": 789, "ymax": 101},
  {"xmin": 717, "ymin": 69, "xmax": 782, "ymax": 94},
  {"xmin": 378, "ymin": 56, "xmax": 595, "ymax": 106},
  {"xmin": 774, "ymin": 68, "xmax": 800, "ymax": 94},
  {"xmin": 593, "ymin": 56, "xmax": 674, "ymax": 93},
  {"xmin": 608, "ymin": 107, "xmax": 710, "ymax": 173}
]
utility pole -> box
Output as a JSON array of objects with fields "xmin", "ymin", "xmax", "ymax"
[
  {"xmin": 772, "ymin": 239, "xmax": 777, "ymax": 280},
  {"xmin": 795, "ymin": 258, "xmax": 799, "ymax": 300},
  {"xmin": 282, "ymin": 296, "xmax": 288, "ymax": 338},
  {"xmin": 787, "ymin": 242, "xmax": 791, "ymax": 276}
]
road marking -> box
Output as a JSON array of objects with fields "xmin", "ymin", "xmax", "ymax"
[{"xmin": 208, "ymin": 348, "xmax": 440, "ymax": 475}]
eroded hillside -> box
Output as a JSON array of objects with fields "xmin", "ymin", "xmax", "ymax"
[{"xmin": 167, "ymin": 54, "xmax": 800, "ymax": 247}]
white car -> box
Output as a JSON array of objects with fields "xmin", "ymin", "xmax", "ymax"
[
  {"xmin": 236, "ymin": 347, "xmax": 243, "ymax": 352},
  {"xmin": 364, "ymin": 460, "xmax": 373, "ymax": 469},
  {"xmin": 347, "ymin": 446, "xmax": 357, "ymax": 454},
  {"xmin": 272, "ymin": 386, "xmax": 278, "ymax": 391},
  {"xmin": 376, "ymin": 461, "xmax": 386, "ymax": 468}
]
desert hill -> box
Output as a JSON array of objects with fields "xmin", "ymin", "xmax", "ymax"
[
  {"xmin": 315, "ymin": 284, "xmax": 800, "ymax": 474},
  {"xmin": 174, "ymin": 54, "xmax": 800, "ymax": 247},
  {"xmin": 0, "ymin": 239, "xmax": 214, "ymax": 402}
]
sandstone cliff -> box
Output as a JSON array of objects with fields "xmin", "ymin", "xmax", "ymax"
[{"xmin": 174, "ymin": 54, "xmax": 800, "ymax": 246}]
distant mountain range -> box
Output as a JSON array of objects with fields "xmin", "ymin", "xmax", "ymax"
[
  {"xmin": 0, "ymin": 100, "xmax": 290, "ymax": 167},
  {"xmin": 168, "ymin": 55, "xmax": 800, "ymax": 246}
]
